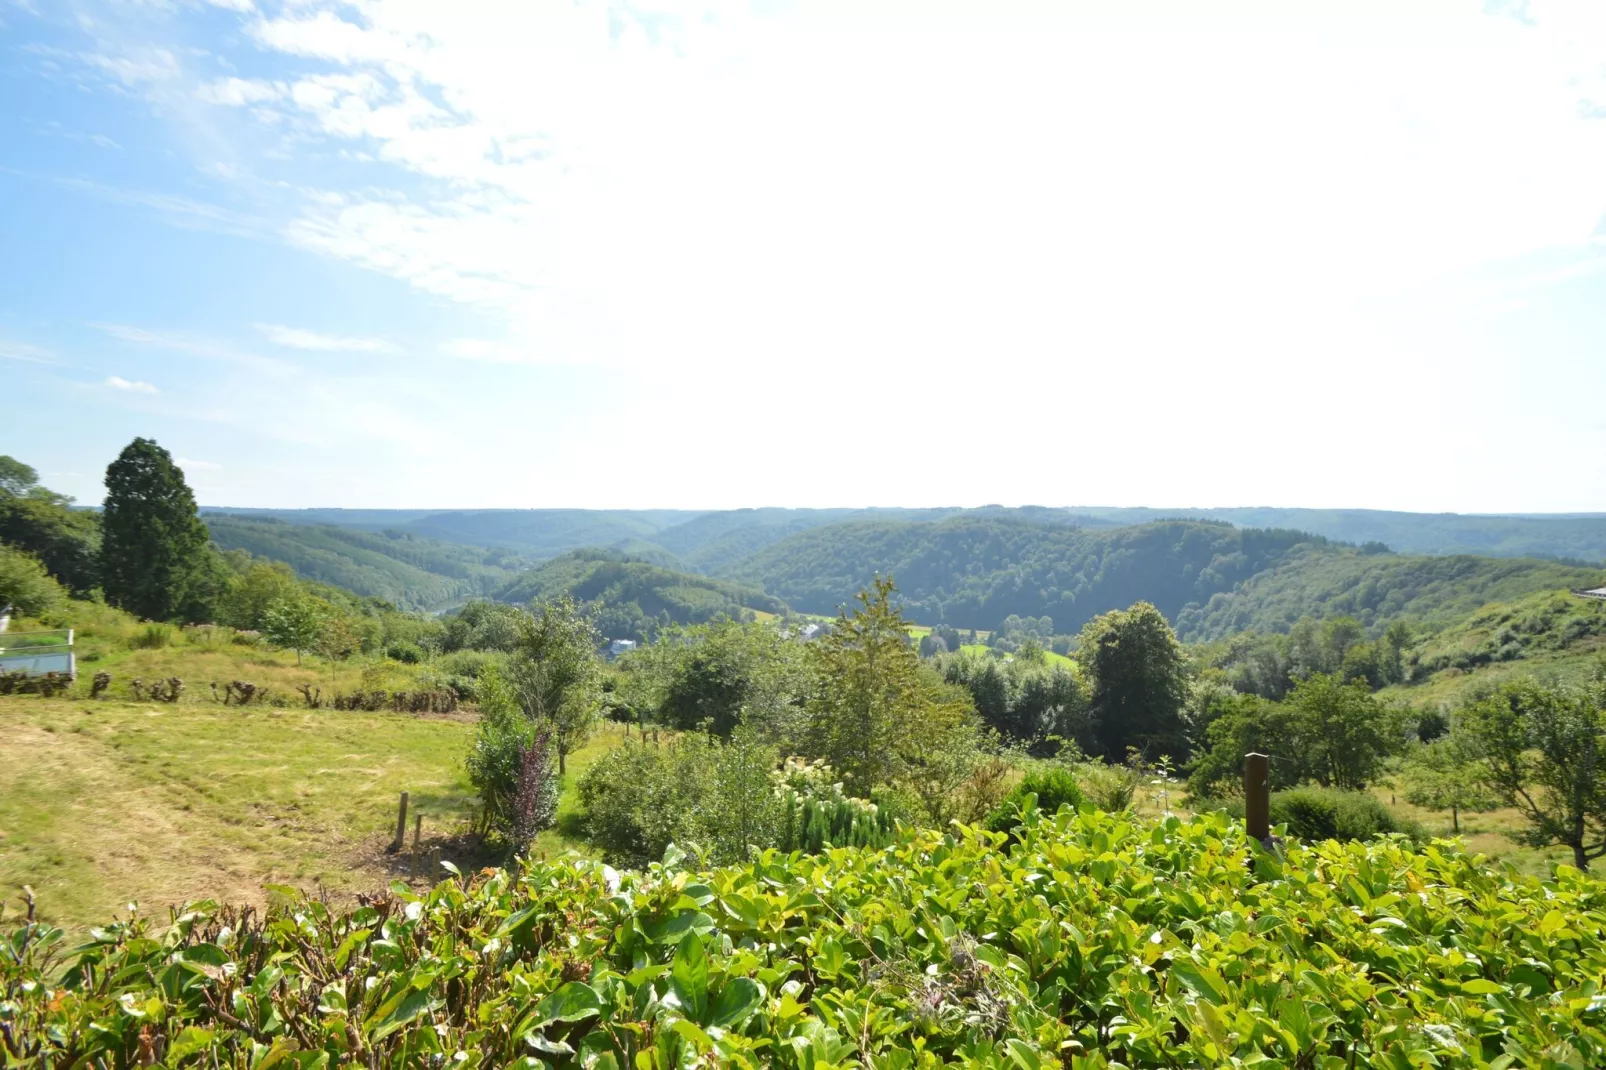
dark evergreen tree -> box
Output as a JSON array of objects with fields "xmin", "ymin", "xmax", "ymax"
[{"xmin": 99, "ymin": 438, "xmax": 212, "ymax": 621}]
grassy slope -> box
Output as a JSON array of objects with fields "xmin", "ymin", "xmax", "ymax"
[
  {"xmin": 0, "ymin": 600, "xmax": 631, "ymax": 931},
  {"xmin": 0, "ymin": 687, "xmax": 629, "ymax": 933},
  {"xmin": 0, "ymin": 695, "xmax": 475, "ymax": 931},
  {"xmin": 1378, "ymin": 588, "xmax": 1606, "ymax": 707},
  {"xmin": 1179, "ymin": 548, "xmax": 1601, "ymax": 639}
]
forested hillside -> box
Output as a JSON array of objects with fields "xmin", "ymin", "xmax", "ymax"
[
  {"xmin": 1077, "ymin": 506, "xmax": 1606, "ymax": 562},
  {"xmin": 492, "ymin": 548, "xmax": 786, "ymax": 642},
  {"xmin": 720, "ymin": 516, "xmax": 1323, "ymax": 631},
  {"xmin": 1179, "ymin": 546, "xmax": 1603, "ymax": 640},
  {"xmin": 720, "ymin": 516, "xmax": 1605, "ymax": 639},
  {"xmin": 204, "ymin": 516, "xmax": 527, "ymax": 610},
  {"xmin": 205, "ymin": 507, "xmax": 706, "ymax": 557},
  {"xmin": 199, "ymin": 504, "xmax": 1606, "ymax": 565}
]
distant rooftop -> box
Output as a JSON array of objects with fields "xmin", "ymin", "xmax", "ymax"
[{"xmin": 1574, "ymin": 587, "xmax": 1606, "ymax": 602}]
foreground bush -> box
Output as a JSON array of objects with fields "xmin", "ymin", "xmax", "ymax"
[{"xmin": 5, "ymin": 811, "xmax": 1606, "ymax": 1067}]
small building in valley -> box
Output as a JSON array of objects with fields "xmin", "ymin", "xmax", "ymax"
[{"xmin": 1573, "ymin": 587, "xmax": 1606, "ymax": 603}]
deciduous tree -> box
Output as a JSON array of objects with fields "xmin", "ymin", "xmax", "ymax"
[
  {"xmin": 262, "ymin": 596, "xmax": 326, "ymax": 665},
  {"xmin": 1461, "ymin": 679, "xmax": 1606, "ymax": 870},
  {"xmin": 803, "ymin": 577, "xmax": 971, "ymax": 794},
  {"xmin": 0, "ymin": 544, "xmax": 65, "ymax": 616},
  {"xmin": 1399, "ymin": 734, "xmax": 1498, "ymax": 834},
  {"xmin": 1076, "ymin": 601, "xmax": 1190, "ymax": 758},
  {"xmin": 506, "ymin": 596, "xmax": 603, "ymax": 775},
  {"xmin": 1287, "ymin": 673, "xmax": 1396, "ymax": 790}
]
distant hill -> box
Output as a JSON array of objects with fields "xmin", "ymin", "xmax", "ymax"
[
  {"xmin": 652, "ymin": 507, "xmax": 1024, "ymax": 573},
  {"xmin": 1072, "ymin": 507, "xmax": 1606, "ymax": 562},
  {"xmin": 204, "ymin": 507, "xmax": 706, "ymax": 557},
  {"xmin": 717, "ymin": 516, "xmax": 1605, "ymax": 640},
  {"xmin": 718, "ymin": 517, "xmax": 1322, "ymax": 633},
  {"xmin": 491, "ymin": 549, "xmax": 787, "ymax": 643},
  {"xmin": 204, "ymin": 516, "xmax": 528, "ymax": 610},
  {"xmin": 199, "ymin": 505, "xmax": 1606, "ymax": 567}
]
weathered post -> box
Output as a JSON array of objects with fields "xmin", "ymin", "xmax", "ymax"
[
  {"xmin": 1244, "ymin": 753, "xmax": 1270, "ymax": 845},
  {"xmin": 390, "ymin": 792, "xmax": 409, "ymax": 853},
  {"xmin": 413, "ymin": 813, "xmax": 422, "ymax": 851}
]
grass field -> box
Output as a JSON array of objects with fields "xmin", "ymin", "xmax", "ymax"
[
  {"xmin": 0, "ymin": 690, "xmax": 632, "ymax": 934},
  {"xmin": 0, "ymin": 694, "xmax": 473, "ymax": 931}
]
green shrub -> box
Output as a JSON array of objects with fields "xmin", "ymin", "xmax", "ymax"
[
  {"xmin": 131, "ymin": 622, "xmax": 173, "ymax": 649},
  {"xmin": 1077, "ymin": 760, "xmax": 1141, "ymax": 811},
  {"xmin": 578, "ymin": 731, "xmax": 781, "ymax": 869},
  {"xmin": 0, "ymin": 544, "xmax": 64, "ymax": 617},
  {"xmin": 9, "ymin": 811, "xmax": 1606, "ymax": 1067},
  {"xmin": 385, "ymin": 640, "xmax": 423, "ymax": 664},
  {"xmin": 437, "ymin": 648, "xmax": 500, "ymax": 678},
  {"xmin": 985, "ymin": 767, "xmax": 1084, "ymax": 832},
  {"xmin": 1216, "ymin": 787, "xmax": 1421, "ymax": 843},
  {"xmin": 464, "ymin": 666, "xmax": 558, "ymax": 852},
  {"xmin": 1270, "ymin": 787, "xmax": 1420, "ymax": 843},
  {"xmin": 776, "ymin": 794, "xmax": 894, "ymax": 853}
]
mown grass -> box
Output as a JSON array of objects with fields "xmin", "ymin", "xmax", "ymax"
[
  {"xmin": 0, "ymin": 694, "xmax": 476, "ymax": 932},
  {"xmin": 0, "ymin": 679, "xmax": 634, "ymax": 934}
]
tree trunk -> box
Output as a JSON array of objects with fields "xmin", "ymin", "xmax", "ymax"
[
  {"xmin": 558, "ymin": 747, "xmax": 567, "ymax": 777},
  {"xmin": 1573, "ymin": 841, "xmax": 1590, "ymax": 871},
  {"xmin": 1452, "ymin": 805, "xmax": 1459, "ymax": 834}
]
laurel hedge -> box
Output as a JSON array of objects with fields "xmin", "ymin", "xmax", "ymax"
[{"xmin": 5, "ymin": 807, "xmax": 1606, "ymax": 1068}]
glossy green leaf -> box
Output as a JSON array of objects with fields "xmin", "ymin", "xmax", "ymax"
[{"xmin": 671, "ymin": 931, "xmax": 709, "ymax": 1023}]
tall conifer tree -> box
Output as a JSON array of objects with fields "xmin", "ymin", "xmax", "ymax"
[{"xmin": 100, "ymin": 438, "xmax": 211, "ymax": 621}]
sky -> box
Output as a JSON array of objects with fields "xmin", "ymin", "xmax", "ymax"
[{"xmin": 1, "ymin": 0, "xmax": 1604, "ymax": 512}]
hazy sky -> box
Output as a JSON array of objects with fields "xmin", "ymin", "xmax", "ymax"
[{"xmin": 2, "ymin": 0, "xmax": 1604, "ymax": 511}]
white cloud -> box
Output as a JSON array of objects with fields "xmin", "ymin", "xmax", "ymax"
[
  {"xmin": 256, "ymin": 323, "xmax": 398, "ymax": 353},
  {"xmin": 183, "ymin": 0, "xmax": 1606, "ymax": 381},
  {"xmin": 0, "ymin": 339, "xmax": 53, "ymax": 363},
  {"xmin": 93, "ymin": 322, "xmax": 295, "ymax": 374},
  {"xmin": 80, "ymin": 48, "xmax": 180, "ymax": 86},
  {"xmin": 176, "ymin": 456, "xmax": 222, "ymax": 470},
  {"xmin": 439, "ymin": 338, "xmax": 546, "ymax": 364},
  {"xmin": 57, "ymin": 178, "xmax": 271, "ymax": 241},
  {"xmin": 197, "ymin": 77, "xmax": 284, "ymax": 106},
  {"xmin": 105, "ymin": 375, "xmax": 159, "ymax": 394}
]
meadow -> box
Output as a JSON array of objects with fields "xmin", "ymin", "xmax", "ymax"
[
  {"xmin": 0, "ymin": 692, "xmax": 474, "ymax": 931},
  {"xmin": 0, "ymin": 607, "xmax": 638, "ymax": 933}
]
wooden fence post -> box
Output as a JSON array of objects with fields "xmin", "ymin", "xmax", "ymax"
[
  {"xmin": 390, "ymin": 792, "xmax": 409, "ymax": 853},
  {"xmin": 1244, "ymin": 753, "xmax": 1269, "ymax": 845}
]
